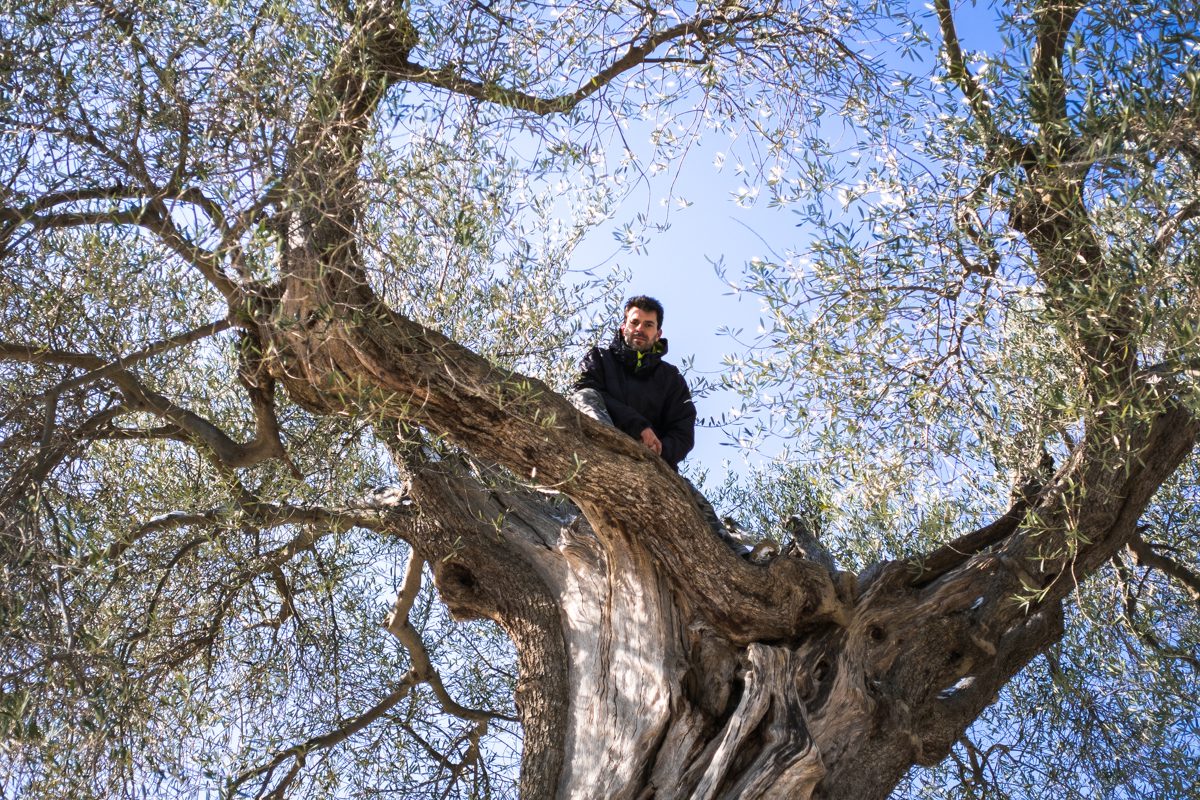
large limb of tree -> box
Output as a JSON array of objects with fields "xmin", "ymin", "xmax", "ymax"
[
  {"xmin": 215, "ymin": 3, "xmax": 1199, "ymax": 797},
  {"xmin": 4, "ymin": 0, "xmax": 1197, "ymax": 797}
]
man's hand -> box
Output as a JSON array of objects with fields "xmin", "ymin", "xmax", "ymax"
[{"xmin": 640, "ymin": 427, "xmax": 662, "ymax": 456}]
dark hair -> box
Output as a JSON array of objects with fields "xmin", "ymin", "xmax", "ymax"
[{"xmin": 623, "ymin": 295, "xmax": 664, "ymax": 326}]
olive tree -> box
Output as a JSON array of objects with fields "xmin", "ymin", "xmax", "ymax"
[
  {"xmin": 1, "ymin": 0, "xmax": 1197, "ymax": 798},
  {"xmin": 720, "ymin": 0, "xmax": 1200, "ymax": 795}
]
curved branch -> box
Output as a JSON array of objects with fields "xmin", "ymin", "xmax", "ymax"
[
  {"xmin": 110, "ymin": 369, "xmax": 289, "ymax": 469},
  {"xmin": 1126, "ymin": 531, "xmax": 1200, "ymax": 604},
  {"xmin": 226, "ymin": 679, "xmax": 419, "ymax": 798},
  {"xmin": 388, "ymin": 11, "xmax": 769, "ymax": 116},
  {"xmin": 92, "ymin": 509, "xmax": 223, "ymax": 566},
  {"xmin": 98, "ymin": 424, "xmax": 187, "ymax": 442},
  {"xmin": 140, "ymin": 199, "xmax": 238, "ymax": 298},
  {"xmin": 0, "ymin": 183, "xmax": 141, "ymax": 229},
  {"xmin": 0, "ymin": 337, "xmax": 290, "ymax": 471},
  {"xmin": 907, "ymin": 453, "xmax": 1055, "ymax": 586},
  {"xmin": 384, "ymin": 549, "xmax": 516, "ymax": 723},
  {"xmin": 905, "ymin": 505, "xmax": 1025, "ymax": 588}
]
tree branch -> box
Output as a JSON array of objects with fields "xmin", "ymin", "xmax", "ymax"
[
  {"xmin": 0, "ymin": 341, "xmax": 108, "ymax": 369},
  {"xmin": 933, "ymin": 0, "xmax": 994, "ymax": 138},
  {"xmin": 1112, "ymin": 553, "xmax": 1200, "ymax": 669},
  {"xmin": 933, "ymin": 0, "xmax": 1034, "ymax": 174},
  {"xmin": 226, "ymin": 679, "xmax": 419, "ymax": 798},
  {"xmin": 384, "ymin": 547, "xmax": 425, "ymax": 630},
  {"xmin": 115, "ymin": 501, "xmax": 412, "ymax": 675},
  {"xmin": 0, "ymin": 337, "xmax": 290, "ymax": 471},
  {"xmin": 6, "ymin": 200, "xmax": 236, "ymax": 298},
  {"xmin": 979, "ymin": 401, "xmax": 1198, "ymax": 633},
  {"xmin": 1151, "ymin": 198, "xmax": 1200, "ymax": 262},
  {"xmin": 91, "ymin": 509, "xmax": 224, "ymax": 567},
  {"xmin": 1126, "ymin": 530, "xmax": 1200, "ymax": 604},
  {"xmin": 112, "ymin": 369, "xmax": 289, "ymax": 470},
  {"xmin": 384, "ymin": 549, "xmax": 517, "ymax": 724},
  {"xmin": 247, "ymin": 502, "xmax": 404, "ymax": 569},
  {"xmin": 126, "ymin": 199, "xmax": 237, "ymax": 298},
  {"xmin": 905, "ymin": 502, "xmax": 1026, "ymax": 587},
  {"xmin": 387, "ymin": 12, "xmax": 769, "ymax": 116},
  {"xmin": 1029, "ymin": 0, "xmax": 1085, "ymax": 146},
  {"xmin": 224, "ymin": 527, "xmax": 508, "ymax": 797},
  {"xmin": 907, "ymin": 451, "xmax": 1054, "ymax": 586},
  {"xmin": 0, "ymin": 183, "xmax": 141, "ymax": 225},
  {"xmin": 0, "ymin": 404, "xmax": 126, "ymax": 512},
  {"xmin": 93, "ymin": 500, "xmax": 403, "ymax": 570},
  {"xmin": 36, "ymin": 318, "xmax": 234, "ymax": 398}
]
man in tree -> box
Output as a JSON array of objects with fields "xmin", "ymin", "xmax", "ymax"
[
  {"xmin": 572, "ymin": 295, "xmax": 696, "ymax": 470},
  {"xmin": 572, "ymin": 295, "xmax": 755, "ymax": 553},
  {"xmin": 7, "ymin": 0, "xmax": 1200, "ymax": 796}
]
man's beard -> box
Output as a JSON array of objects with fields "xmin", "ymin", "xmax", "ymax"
[{"xmin": 623, "ymin": 332, "xmax": 651, "ymax": 352}]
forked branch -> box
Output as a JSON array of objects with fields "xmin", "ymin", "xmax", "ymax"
[
  {"xmin": 226, "ymin": 680, "xmax": 419, "ymax": 799},
  {"xmin": 387, "ymin": 10, "xmax": 771, "ymax": 115},
  {"xmin": 385, "ymin": 549, "xmax": 518, "ymax": 724},
  {"xmin": 1126, "ymin": 531, "xmax": 1200, "ymax": 604},
  {"xmin": 0, "ymin": 333, "xmax": 292, "ymax": 471}
]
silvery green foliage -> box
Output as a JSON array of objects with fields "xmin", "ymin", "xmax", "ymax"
[
  {"xmin": 0, "ymin": 0, "xmax": 868, "ymax": 797},
  {"xmin": 714, "ymin": 0, "xmax": 1200, "ymax": 797}
]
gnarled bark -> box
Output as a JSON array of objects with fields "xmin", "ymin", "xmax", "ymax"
[
  {"xmin": 231, "ymin": 4, "xmax": 1199, "ymax": 796},
  {"xmin": 5, "ymin": 1, "xmax": 1197, "ymax": 796}
]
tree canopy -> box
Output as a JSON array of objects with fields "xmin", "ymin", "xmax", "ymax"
[{"xmin": 1, "ymin": 0, "xmax": 1198, "ymax": 798}]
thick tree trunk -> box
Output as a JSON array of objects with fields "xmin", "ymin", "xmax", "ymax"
[
  {"xmin": 255, "ymin": 282, "xmax": 1197, "ymax": 797},
  {"xmin": 388, "ymin": 451, "xmax": 1068, "ymax": 799},
  {"xmin": 5, "ymin": 2, "xmax": 1200, "ymax": 796},
  {"xmin": 249, "ymin": 146, "xmax": 1193, "ymax": 800},
  {"xmin": 269, "ymin": 306, "xmax": 1190, "ymax": 797},
  {"xmin": 240, "ymin": 7, "xmax": 1199, "ymax": 796}
]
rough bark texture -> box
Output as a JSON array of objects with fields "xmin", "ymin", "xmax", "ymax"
[
  {"xmin": 231, "ymin": 7, "xmax": 1200, "ymax": 797},
  {"xmin": 6, "ymin": 1, "xmax": 1197, "ymax": 797}
]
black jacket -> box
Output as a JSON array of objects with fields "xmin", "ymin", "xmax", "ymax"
[{"xmin": 574, "ymin": 330, "xmax": 696, "ymax": 469}]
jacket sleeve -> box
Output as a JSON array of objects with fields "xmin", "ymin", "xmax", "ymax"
[
  {"xmin": 575, "ymin": 348, "xmax": 654, "ymax": 436},
  {"xmin": 572, "ymin": 348, "xmax": 605, "ymax": 393},
  {"xmin": 658, "ymin": 371, "xmax": 697, "ymax": 468},
  {"xmin": 605, "ymin": 393, "xmax": 653, "ymax": 440}
]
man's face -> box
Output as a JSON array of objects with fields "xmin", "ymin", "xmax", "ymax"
[{"xmin": 621, "ymin": 306, "xmax": 662, "ymax": 352}]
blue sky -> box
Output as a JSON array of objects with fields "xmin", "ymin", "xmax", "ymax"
[
  {"xmin": 564, "ymin": 4, "xmax": 993, "ymax": 478},
  {"xmin": 571, "ymin": 134, "xmax": 808, "ymax": 475}
]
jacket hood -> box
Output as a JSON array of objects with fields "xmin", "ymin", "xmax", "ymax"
[{"xmin": 609, "ymin": 327, "xmax": 669, "ymax": 372}]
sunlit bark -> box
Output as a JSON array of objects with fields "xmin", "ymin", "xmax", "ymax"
[{"xmin": 3, "ymin": 0, "xmax": 1198, "ymax": 796}]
